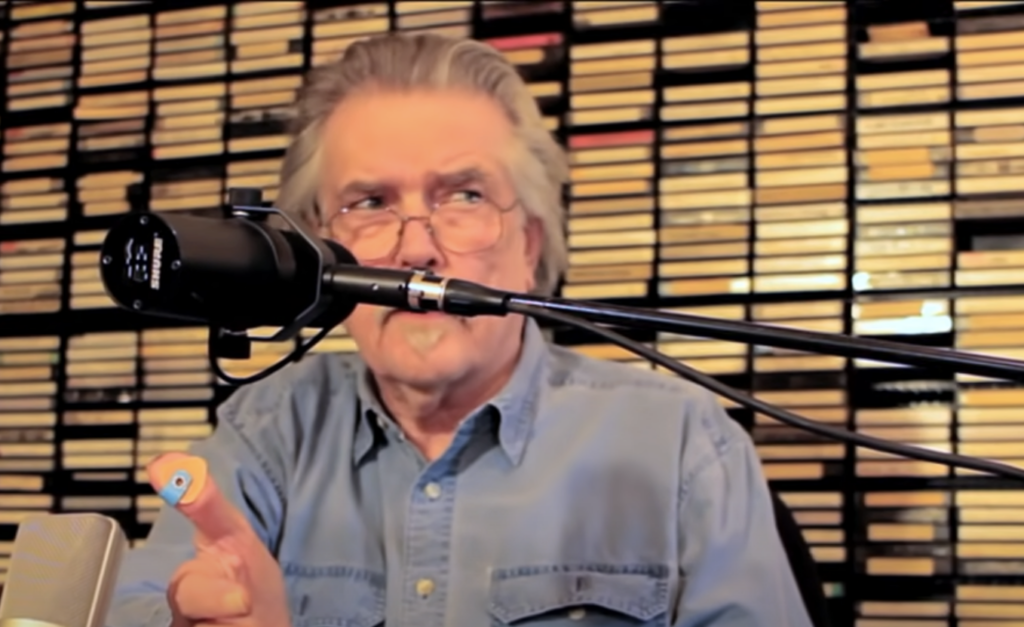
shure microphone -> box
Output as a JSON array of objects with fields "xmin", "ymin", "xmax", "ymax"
[
  {"xmin": 0, "ymin": 513, "xmax": 127, "ymax": 627},
  {"xmin": 99, "ymin": 209, "xmax": 511, "ymax": 335}
]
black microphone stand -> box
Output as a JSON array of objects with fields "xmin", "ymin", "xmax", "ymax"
[{"xmin": 503, "ymin": 293, "xmax": 1024, "ymax": 382}]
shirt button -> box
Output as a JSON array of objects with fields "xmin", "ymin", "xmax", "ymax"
[
  {"xmin": 568, "ymin": 608, "xmax": 586, "ymax": 620},
  {"xmin": 424, "ymin": 482, "xmax": 441, "ymax": 500},
  {"xmin": 415, "ymin": 578, "xmax": 435, "ymax": 598}
]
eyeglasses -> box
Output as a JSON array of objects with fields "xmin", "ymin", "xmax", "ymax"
[{"xmin": 327, "ymin": 190, "xmax": 519, "ymax": 262}]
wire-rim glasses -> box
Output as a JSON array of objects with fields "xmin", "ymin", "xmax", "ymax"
[{"xmin": 327, "ymin": 190, "xmax": 520, "ymax": 262}]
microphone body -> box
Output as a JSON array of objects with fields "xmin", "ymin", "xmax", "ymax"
[
  {"xmin": 100, "ymin": 211, "xmax": 362, "ymax": 331},
  {"xmin": 0, "ymin": 514, "xmax": 127, "ymax": 627},
  {"xmin": 101, "ymin": 211, "xmax": 511, "ymax": 332}
]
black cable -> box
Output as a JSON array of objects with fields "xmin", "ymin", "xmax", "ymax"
[
  {"xmin": 507, "ymin": 301, "xmax": 1024, "ymax": 483},
  {"xmin": 208, "ymin": 324, "xmax": 334, "ymax": 386}
]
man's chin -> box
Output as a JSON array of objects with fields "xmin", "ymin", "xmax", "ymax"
[
  {"xmin": 384, "ymin": 316, "xmax": 452, "ymax": 355},
  {"xmin": 383, "ymin": 340, "xmax": 471, "ymax": 388}
]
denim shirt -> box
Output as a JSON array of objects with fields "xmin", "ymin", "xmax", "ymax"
[{"xmin": 108, "ymin": 319, "xmax": 813, "ymax": 627}]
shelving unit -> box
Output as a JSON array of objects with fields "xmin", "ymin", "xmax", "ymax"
[{"xmin": 3, "ymin": 1, "xmax": 1024, "ymax": 624}]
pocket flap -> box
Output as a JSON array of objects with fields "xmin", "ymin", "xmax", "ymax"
[
  {"xmin": 489, "ymin": 567, "xmax": 669, "ymax": 623},
  {"xmin": 283, "ymin": 563, "xmax": 386, "ymax": 627}
]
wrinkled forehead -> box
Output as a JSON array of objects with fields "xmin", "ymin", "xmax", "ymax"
[
  {"xmin": 316, "ymin": 88, "xmax": 521, "ymax": 199},
  {"xmin": 323, "ymin": 88, "xmax": 516, "ymax": 167}
]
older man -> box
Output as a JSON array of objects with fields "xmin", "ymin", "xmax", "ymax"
[{"xmin": 108, "ymin": 33, "xmax": 814, "ymax": 627}]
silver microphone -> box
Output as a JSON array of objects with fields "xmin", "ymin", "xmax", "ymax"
[{"xmin": 0, "ymin": 513, "xmax": 128, "ymax": 627}]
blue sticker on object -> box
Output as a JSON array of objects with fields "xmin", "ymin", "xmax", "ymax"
[{"xmin": 158, "ymin": 469, "xmax": 193, "ymax": 507}]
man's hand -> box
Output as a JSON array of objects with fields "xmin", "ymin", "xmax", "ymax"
[{"xmin": 148, "ymin": 452, "xmax": 292, "ymax": 627}]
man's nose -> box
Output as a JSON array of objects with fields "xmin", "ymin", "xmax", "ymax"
[{"xmin": 393, "ymin": 211, "xmax": 442, "ymax": 269}]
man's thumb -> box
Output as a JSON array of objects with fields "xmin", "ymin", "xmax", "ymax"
[{"xmin": 148, "ymin": 452, "xmax": 255, "ymax": 549}]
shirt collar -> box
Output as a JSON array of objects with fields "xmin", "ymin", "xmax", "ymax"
[{"xmin": 352, "ymin": 317, "xmax": 548, "ymax": 467}]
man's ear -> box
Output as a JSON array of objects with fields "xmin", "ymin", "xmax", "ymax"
[
  {"xmin": 522, "ymin": 214, "xmax": 544, "ymax": 291},
  {"xmin": 309, "ymin": 199, "xmax": 331, "ymax": 239}
]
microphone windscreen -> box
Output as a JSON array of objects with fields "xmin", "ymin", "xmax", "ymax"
[{"xmin": 0, "ymin": 513, "xmax": 128, "ymax": 627}]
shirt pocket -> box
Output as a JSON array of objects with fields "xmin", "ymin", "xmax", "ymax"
[
  {"xmin": 283, "ymin": 564, "xmax": 387, "ymax": 627},
  {"xmin": 487, "ymin": 565, "xmax": 669, "ymax": 626}
]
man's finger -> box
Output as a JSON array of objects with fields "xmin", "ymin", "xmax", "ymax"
[
  {"xmin": 168, "ymin": 571, "xmax": 251, "ymax": 620},
  {"xmin": 148, "ymin": 452, "xmax": 256, "ymax": 549}
]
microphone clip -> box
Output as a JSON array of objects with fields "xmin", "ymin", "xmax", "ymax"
[
  {"xmin": 203, "ymin": 188, "xmax": 350, "ymax": 364},
  {"xmin": 209, "ymin": 327, "xmax": 252, "ymax": 360},
  {"xmin": 219, "ymin": 187, "xmax": 339, "ymax": 344},
  {"xmin": 223, "ymin": 188, "xmax": 268, "ymax": 221}
]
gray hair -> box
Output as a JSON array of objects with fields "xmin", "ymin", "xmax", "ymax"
[{"xmin": 277, "ymin": 32, "xmax": 569, "ymax": 296}]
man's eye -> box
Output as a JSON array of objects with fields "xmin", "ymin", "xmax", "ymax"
[
  {"xmin": 448, "ymin": 189, "xmax": 484, "ymax": 204},
  {"xmin": 353, "ymin": 196, "xmax": 386, "ymax": 210}
]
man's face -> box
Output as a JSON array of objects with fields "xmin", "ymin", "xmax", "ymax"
[{"xmin": 317, "ymin": 87, "xmax": 542, "ymax": 389}]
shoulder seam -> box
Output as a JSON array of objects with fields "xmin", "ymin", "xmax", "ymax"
[{"xmin": 677, "ymin": 420, "xmax": 743, "ymax": 507}]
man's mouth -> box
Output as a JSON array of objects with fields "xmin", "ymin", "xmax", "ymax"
[
  {"xmin": 389, "ymin": 310, "xmax": 447, "ymax": 318},
  {"xmin": 383, "ymin": 309, "xmax": 468, "ymax": 325}
]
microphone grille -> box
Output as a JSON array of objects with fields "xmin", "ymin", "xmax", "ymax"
[{"xmin": 0, "ymin": 513, "xmax": 127, "ymax": 627}]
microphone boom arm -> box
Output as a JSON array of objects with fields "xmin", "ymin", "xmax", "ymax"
[
  {"xmin": 502, "ymin": 294, "xmax": 1024, "ymax": 382},
  {"xmin": 324, "ymin": 264, "xmax": 1024, "ymax": 381}
]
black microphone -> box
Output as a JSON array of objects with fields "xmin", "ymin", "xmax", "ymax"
[
  {"xmin": 99, "ymin": 209, "xmax": 510, "ymax": 335},
  {"xmin": 99, "ymin": 208, "xmax": 357, "ymax": 333}
]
